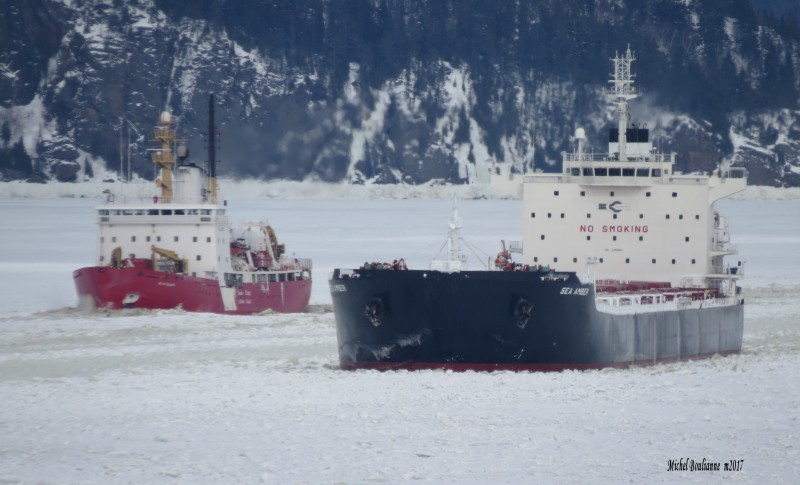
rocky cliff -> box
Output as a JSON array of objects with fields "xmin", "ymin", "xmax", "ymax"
[{"xmin": 1, "ymin": 0, "xmax": 799, "ymax": 186}]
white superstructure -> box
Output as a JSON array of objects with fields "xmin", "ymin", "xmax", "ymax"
[
  {"xmin": 521, "ymin": 46, "xmax": 747, "ymax": 291},
  {"xmin": 96, "ymin": 195, "xmax": 231, "ymax": 279}
]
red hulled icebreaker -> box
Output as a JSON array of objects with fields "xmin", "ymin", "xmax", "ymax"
[{"xmin": 74, "ymin": 96, "xmax": 311, "ymax": 314}]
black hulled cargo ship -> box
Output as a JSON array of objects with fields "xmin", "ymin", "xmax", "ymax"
[{"xmin": 329, "ymin": 46, "xmax": 747, "ymax": 371}]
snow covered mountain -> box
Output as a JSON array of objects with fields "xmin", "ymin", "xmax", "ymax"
[{"xmin": 1, "ymin": 0, "xmax": 799, "ymax": 186}]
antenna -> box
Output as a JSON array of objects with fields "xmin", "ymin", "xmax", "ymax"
[
  {"xmin": 609, "ymin": 45, "xmax": 638, "ymax": 161},
  {"xmin": 207, "ymin": 94, "xmax": 218, "ymax": 204}
]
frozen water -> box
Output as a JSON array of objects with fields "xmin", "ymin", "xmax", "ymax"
[{"xmin": 0, "ymin": 184, "xmax": 798, "ymax": 483}]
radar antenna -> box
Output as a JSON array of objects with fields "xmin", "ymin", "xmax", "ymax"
[{"xmin": 609, "ymin": 45, "xmax": 638, "ymax": 161}]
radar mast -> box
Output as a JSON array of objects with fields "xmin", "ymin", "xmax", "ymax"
[{"xmin": 609, "ymin": 45, "xmax": 638, "ymax": 161}]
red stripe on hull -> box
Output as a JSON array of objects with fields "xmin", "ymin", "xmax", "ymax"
[
  {"xmin": 339, "ymin": 350, "xmax": 741, "ymax": 373},
  {"xmin": 73, "ymin": 266, "xmax": 311, "ymax": 314}
]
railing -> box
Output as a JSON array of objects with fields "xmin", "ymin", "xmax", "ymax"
[
  {"xmin": 508, "ymin": 241, "xmax": 523, "ymax": 253},
  {"xmin": 103, "ymin": 194, "xmax": 222, "ymax": 205},
  {"xmin": 711, "ymin": 244, "xmax": 738, "ymax": 253},
  {"xmin": 562, "ymin": 152, "xmax": 675, "ymax": 164},
  {"xmin": 721, "ymin": 167, "xmax": 747, "ymax": 179},
  {"xmin": 430, "ymin": 260, "xmax": 465, "ymax": 272},
  {"xmin": 292, "ymin": 258, "xmax": 313, "ymax": 270},
  {"xmin": 708, "ymin": 265, "xmax": 743, "ymax": 277},
  {"xmin": 596, "ymin": 294, "xmax": 740, "ymax": 314}
]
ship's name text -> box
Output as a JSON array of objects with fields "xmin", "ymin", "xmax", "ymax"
[
  {"xmin": 579, "ymin": 225, "xmax": 649, "ymax": 233},
  {"xmin": 560, "ymin": 287, "xmax": 590, "ymax": 296}
]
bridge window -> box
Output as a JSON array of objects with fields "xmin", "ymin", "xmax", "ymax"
[
  {"xmin": 623, "ymin": 168, "xmax": 635, "ymax": 176},
  {"xmin": 652, "ymin": 169, "xmax": 661, "ymax": 176},
  {"xmin": 595, "ymin": 168, "xmax": 607, "ymax": 176},
  {"xmin": 609, "ymin": 168, "xmax": 620, "ymax": 176},
  {"xmin": 637, "ymin": 169, "xmax": 649, "ymax": 177},
  {"xmin": 583, "ymin": 168, "xmax": 592, "ymax": 176},
  {"xmin": 571, "ymin": 168, "xmax": 580, "ymax": 176},
  {"xmin": 161, "ymin": 210, "xmax": 172, "ymax": 215}
]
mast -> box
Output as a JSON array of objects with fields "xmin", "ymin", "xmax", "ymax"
[
  {"xmin": 152, "ymin": 111, "xmax": 177, "ymax": 202},
  {"xmin": 609, "ymin": 45, "xmax": 638, "ymax": 161},
  {"xmin": 208, "ymin": 94, "xmax": 218, "ymax": 204},
  {"xmin": 430, "ymin": 197, "xmax": 467, "ymax": 272},
  {"xmin": 446, "ymin": 197, "xmax": 463, "ymax": 266}
]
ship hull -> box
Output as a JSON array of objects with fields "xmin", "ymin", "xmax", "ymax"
[
  {"xmin": 74, "ymin": 266, "xmax": 311, "ymax": 314},
  {"xmin": 329, "ymin": 269, "xmax": 744, "ymax": 371}
]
